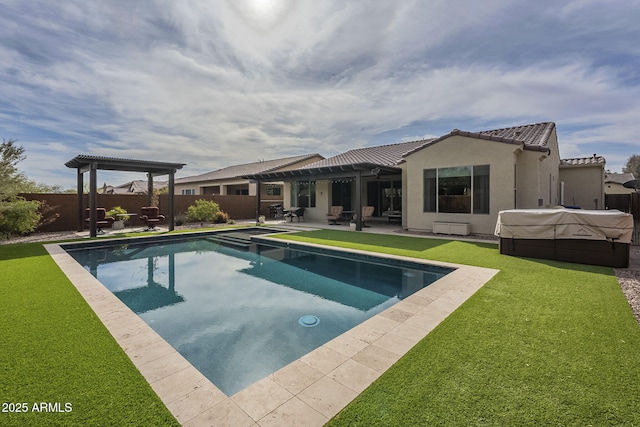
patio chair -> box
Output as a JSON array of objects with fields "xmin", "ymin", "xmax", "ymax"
[
  {"xmin": 359, "ymin": 206, "xmax": 375, "ymax": 227},
  {"xmin": 326, "ymin": 206, "xmax": 343, "ymax": 225},
  {"xmin": 140, "ymin": 206, "xmax": 165, "ymax": 230},
  {"xmin": 84, "ymin": 207, "xmax": 114, "ymax": 233}
]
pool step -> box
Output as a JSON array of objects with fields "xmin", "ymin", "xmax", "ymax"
[{"xmin": 205, "ymin": 235, "xmax": 252, "ymax": 248}]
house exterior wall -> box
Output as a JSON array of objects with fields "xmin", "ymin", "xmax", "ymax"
[
  {"xmin": 403, "ymin": 131, "xmax": 560, "ymax": 235},
  {"xmin": 605, "ymin": 182, "xmax": 635, "ymax": 195},
  {"xmin": 560, "ymin": 165, "xmax": 605, "ymax": 209},
  {"xmin": 283, "ymin": 179, "xmax": 330, "ymax": 221},
  {"xmin": 403, "ymin": 135, "xmax": 519, "ymax": 235},
  {"xmin": 514, "ymin": 132, "xmax": 560, "ymax": 209}
]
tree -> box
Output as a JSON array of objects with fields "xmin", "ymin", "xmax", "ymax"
[
  {"xmin": 0, "ymin": 138, "xmax": 64, "ymax": 197},
  {"xmin": 0, "ymin": 138, "xmax": 29, "ymax": 199},
  {"xmin": 623, "ymin": 154, "xmax": 640, "ymax": 178},
  {"xmin": 0, "ymin": 138, "xmax": 59, "ymax": 239}
]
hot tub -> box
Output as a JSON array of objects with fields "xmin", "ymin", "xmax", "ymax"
[{"xmin": 495, "ymin": 208, "xmax": 634, "ymax": 268}]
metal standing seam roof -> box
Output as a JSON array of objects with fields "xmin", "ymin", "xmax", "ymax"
[
  {"xmin": 300, "ymin": 140, "xmax": 430, "ymax": 170},
  {"xmin": 402, "ymin": 122, "xmax": 557, "ymax": 158},
  {"xmin": 65, "ymin": 155, "xmax": 185, "ymax": 175},
  {"xmin": 176, "ymin": 153, "xmax": 323, "ymax": 184}
]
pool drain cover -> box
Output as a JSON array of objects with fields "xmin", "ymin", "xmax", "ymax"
[{"xmin": 299, "ymin": 315, "xmax": 320, "ymax": 327}]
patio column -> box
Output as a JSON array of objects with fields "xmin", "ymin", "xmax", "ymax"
[
  {"xmin": 168, "ymin": 171, "xmax": 175, "ymax": 231},
  {"xmin": 147, "ymin": 173, "xmax": 154, "ymax": 207},
  {"xmin": 89, "ymin": 162, "xmax": 97, "ymax": 238},
  {"xmin": 355, "ymin": 171, "xmax": 362, "ymax": 231},
  {"xmin": 76, "ymin": 168, "xmax": 84, "ymax": 232},
  {"xmin": 255, "ymin": 178, "xmax": 261, "ymax": 225}
]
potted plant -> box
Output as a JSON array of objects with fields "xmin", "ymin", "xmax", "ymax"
[{"xmin": 107, "ymin": 206, "xmax": 130, "ymax": 230}]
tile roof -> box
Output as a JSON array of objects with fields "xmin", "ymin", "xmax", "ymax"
[
  {"xmin": 560, "ymin": 155, "xmax": 606, "ymax": 167},
  {"xmin": 604, "ymin": 172, "xmax": 635, "ymax": 184},
  {"xmin": 102, "ymin": 180, "xmax": 167, "ymax": 194},
  {"xmin": 301, "ymin": 140, "xmax": 430, "ymax": 170},
  {"xmin": 176, "ymin": 153, "xmax": 322, "ymax": 183},
  {"xmin": 402, "ymin": 122, "xmax": 557, "ymax": 158}
]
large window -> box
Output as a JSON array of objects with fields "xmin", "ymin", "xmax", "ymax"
[
  {"xmin": 290, "ymin": 181, "xmax": 316, "ymax": 208},
  {"xmin": 423, "ymin": 165, "xmax": 490, "ymax": 214}
]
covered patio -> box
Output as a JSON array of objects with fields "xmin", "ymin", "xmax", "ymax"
[
  {"xmin": 246, "ymin": 163, "xmax": 404, "ymax": 231},
  {"xmin": 65, "ymin": 155, "xmax": 185, "ymax": 237}
]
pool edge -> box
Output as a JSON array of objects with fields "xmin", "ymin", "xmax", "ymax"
[{"xmin": 45, "ymin": 237, "xmax": 499, "ymax": 426}]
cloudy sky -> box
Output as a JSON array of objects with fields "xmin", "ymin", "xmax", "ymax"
[{"xmin": 1, "ymin": 0, "xmax": 639, "ymax": 188}]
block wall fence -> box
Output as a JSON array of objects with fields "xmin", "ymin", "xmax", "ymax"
[{"xmin": 18, "ymin": 193, "xmax": 280, "ymax": 232}]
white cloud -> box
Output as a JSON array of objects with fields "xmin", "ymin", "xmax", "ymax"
[{"xmin": 1, "ymin": 0, "xmax": 640, "ymax": 185}]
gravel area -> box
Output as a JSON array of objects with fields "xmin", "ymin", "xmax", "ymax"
[
  {"xmin": 2, "ymin": 229, "xmax": 640, "ymax": 325},
  {"xmin": 615, "ymin": 245, "xmax": 640, "ymax": 325}
]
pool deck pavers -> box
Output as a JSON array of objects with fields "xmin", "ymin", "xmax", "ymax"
[{"xmin": 45, "ymin": 233, "xmax": 498, "ymax": 427}]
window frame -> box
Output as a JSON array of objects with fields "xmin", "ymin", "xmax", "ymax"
[{"xmin": 423, "ymin": 165, "xmax": 490, "ymax": 214}]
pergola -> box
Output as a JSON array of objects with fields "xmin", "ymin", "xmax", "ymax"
[{"xmin": 65, "ymin": 155, "xmax": 186, "ymax": 237}]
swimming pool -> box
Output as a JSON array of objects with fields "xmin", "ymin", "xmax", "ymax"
[{"xmin": 63, "ymin": 230, "xmax": 453, "ymax": 396}]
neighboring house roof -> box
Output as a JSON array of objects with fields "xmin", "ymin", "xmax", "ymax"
[
  {"xmin": 604, "ymin": 172, "xmax": 635, "ymax": 184},
  {"xmin": 302, "ymin": 140, "xmax": 430, "ymax": 170},
  {"xmin": 104, "ymin": 180, "xmax": 167, "ymax": 194},
  {"xmin": 176, "ymin": 153, "xmax": 323, "ymax": 184},
  {"xmin": 402, "ymin": 122, "xmax": 556, "ymax": 158},
  {"xmin": 560, "ymin": 155, "xmax": 606, "ymax": 168}
]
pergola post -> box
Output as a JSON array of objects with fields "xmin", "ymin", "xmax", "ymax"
[
  {"xmin": 89, "ymin": 162, "xmax": 97, "ymax": 237},
  {"xmin": 168, "ymin": 171, "xmax": 175, "ymax": 231},
  {"xmin": 147, "ymin": 173, "xmax": 154, "ymax": 207},
  {"xmin": 76, "ymin": 169, "xmax": 84, "ymax": 232}
]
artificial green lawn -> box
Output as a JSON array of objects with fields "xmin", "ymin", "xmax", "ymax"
[
  {"xmin": 0, "ymin": 243, "xmax": 179, "ymax": 426},
  {"xmin": 2, "ymin": 228, "xmax": 639, "ymax": 426},
  {"xmin": 275, "ymin": 230, "xmax": 640, "ymax": 426}
]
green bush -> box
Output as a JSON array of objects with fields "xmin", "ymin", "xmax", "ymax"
[
  {"xmin": 187, "ymin": 199, "xmax": 220, "ymax": 223},
  {"xmin": 106, "ymin": 206, "xmax": 129, "ymax": 221},
  {"xmin": 0, "ymin": 197, "xmax": 42, "ymax": 239}
]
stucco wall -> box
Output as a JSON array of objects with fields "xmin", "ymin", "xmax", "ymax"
[
  {"xmin": 403, "ymin": 135, "xmax": 520, "ymax": 235},
  {"xmin": 403, "ymin": 130, "xmax": 561, "ymax": 235},
  {"xmin": 559, "ymin": 165, "xmax": 605, "ymax": 209},
  {"xmin": 605, "ymin": 182, "xmax": 635, "ymax": 195}
]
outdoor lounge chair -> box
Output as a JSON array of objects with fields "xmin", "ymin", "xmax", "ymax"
[
  {"xmin": 354, "ymin": 205, "xmax": 375, "ymax": 227},
  {"xmin": 140, "ymin": 206, "xmax": 165, "ymax": 230},
  {"xmin": 84, "ymin": 207, "xmax": 114, "ymax": 233},
  {"xmin": 352, "ymin": 206, "xmax": 375, "ymax": 227},
  {"xmin": 326, "ymin": 206, "xmax": 343, "ymax": 225}
]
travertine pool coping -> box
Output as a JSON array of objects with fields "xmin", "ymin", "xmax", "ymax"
[{"xmin": 45, "ymin": 232, "xmax": 498, "ymax": 426}]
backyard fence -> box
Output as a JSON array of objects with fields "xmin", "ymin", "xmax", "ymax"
[{"xmin": 18, "ymin": 193, "xmax": 268, "ymax": 233}]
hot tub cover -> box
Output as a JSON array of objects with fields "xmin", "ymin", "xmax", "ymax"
[{"xmin": 495, "ymin": 208, "xmax": 634, "ymax": 243}]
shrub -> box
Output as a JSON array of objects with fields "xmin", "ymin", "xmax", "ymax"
[
  {"xmin": 175, "ymin": 213, "xmax": 187, "ymax": 226},
  {"xmin": 214, "ymin": 211, "xmax": 230, "ymax": 223},
  {"xmin": 187, "ymin": 199, "xmax": 220, "ymax": 223},
  {"xmin": 106, "ymin": 206, "xmax": 129, "ymax": 221},
  {"xmin": 0, "ymin": 197, "xmax": 42, "ymax": 239}
]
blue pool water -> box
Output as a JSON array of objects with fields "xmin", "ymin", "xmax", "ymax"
[{"xmin": 65, "ymin": 231, "xmax": 452, "ymax": 395}]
